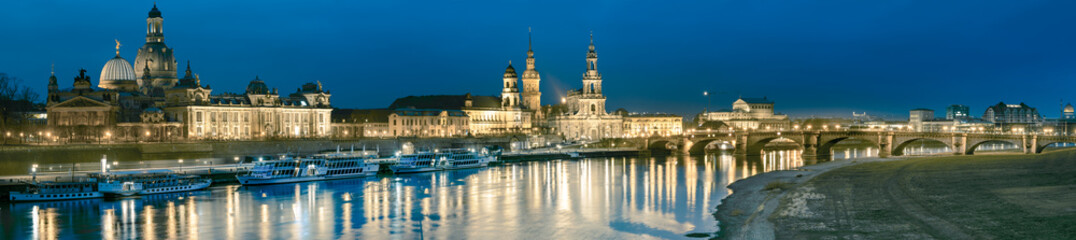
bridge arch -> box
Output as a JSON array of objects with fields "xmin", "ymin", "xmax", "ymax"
[
  {"xmin": 965, "ymin": 139, "xmax": 1022, "ymax": 155},
  {"xmin": 687, "ymin": 138, "xmax": 734, "ymax": 155},
  {"xmin": 892, "ymin": 138, "xmax": 953, "ymax": 156},
  {"xmin": 647, "ymin": 140, "xmax": 677, "ymax": 155},
  {"xmin": 816, "ymin": 136, "xmax": 878, "ymax": 156},
  {"xmin": 1035, "ymin": 141, "xmax": 1076, "ymax": 153},
  {"xmin": 746, "ymin": 137, "xmax": 803, "ymax": 156}
]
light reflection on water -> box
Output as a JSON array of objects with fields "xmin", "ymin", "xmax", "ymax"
[{"xmin": 4, "ymin": 148, "xmax": 882, "ymax": 239}]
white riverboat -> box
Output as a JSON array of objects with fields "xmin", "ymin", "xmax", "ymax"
[
  {"xmin": 314, "ymin": 151, "xmax": 380, "ymax": 180},
  {"xmin": 91, "ymin": 169, "xmax": 212, "ymax": 197},
  {"xmin": 8, "ymin": 178, "xmax": 104, "ymax": 202},
  {"xmin": 237, "ymin": 155, "xmax": 326, "ymax": 185},
  {"xmin": 436, "ymin": 148, "xmax": 493, "ymax": 170},
  {"xmin": 390, "ymin": 152, "xmax": 439, "ymax": 174},
  {"xmin": 391, "ymin": 149, "xmax": 493, "ymax": 173}
]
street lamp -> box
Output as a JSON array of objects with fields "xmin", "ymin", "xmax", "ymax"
[
  {"xmin": 31, "ymin": 164, "xmax": 38, "ymax": 183},
  {"xmin": 178, "ymin": 159, "xmax": 185, "ymax": 173}
]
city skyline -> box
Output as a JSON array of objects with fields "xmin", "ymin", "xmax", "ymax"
[{"xmin": 3, "ymin": 1, "xmax": 1076, "ymax": 119}]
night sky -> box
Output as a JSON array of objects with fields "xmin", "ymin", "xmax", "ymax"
[{"xmin": 3, "ymin": 1, "xmax": 1076, "ymax": 120}]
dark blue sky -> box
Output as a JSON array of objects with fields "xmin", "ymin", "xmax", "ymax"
[{"xmin": 3, "ymin": 1, "xmax": 1076, "ymax": 119}]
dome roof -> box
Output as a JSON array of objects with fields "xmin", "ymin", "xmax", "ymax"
[
  {"xmin": 148, "ymin": 4, "xmax": 161, "ymax": 18},
  {"xmin": 100, "ymin": 56, "xmax": 136, "ymax": 83},
  {"xmin": 134, "ymin": 42, "xmax": 176, "ymax": 80},
  {"xmin": 503, "ymin": 64, "xmax": 517, "ymax": 78},
  {"xmin": 247, "ymin": 76, "xmax": 270, "ymax": 94},
  {"xmin": 1065, "ymin": 103, "xmax": 1073, "ymax": 113}
]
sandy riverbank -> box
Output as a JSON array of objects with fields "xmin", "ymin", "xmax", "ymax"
[
  {"xmin": 715, "ymin": 149, "xmax": 1076, "ymax": 239},
  {"xmin": 712, "ymin": 157, "xmax": 903, "ymax": 239}
]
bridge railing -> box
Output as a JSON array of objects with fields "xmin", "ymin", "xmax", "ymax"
[{"xmin": 673, "ymin": 127, "xmax": 1071, "ymax": 138}]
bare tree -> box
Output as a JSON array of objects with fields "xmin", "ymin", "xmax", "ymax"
[
  {"xmin": 18, "ymin": 87, "xmax": 40, "ymax": 103},
  {"xmin": 0, "ymin": 73, "xmax": 16, "ymax": 100},
  {"xmin": 0, "ymin": 73, "xmax": 43, "ymax": 130}
]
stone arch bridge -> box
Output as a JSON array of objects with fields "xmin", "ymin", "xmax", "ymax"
[{"xmin": 637, "ymin": 131, "xmax": 1076, "ymax": 157}]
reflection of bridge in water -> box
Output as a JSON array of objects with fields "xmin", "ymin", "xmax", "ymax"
[{"xmin": 637, "ymin": 130, "xmax": 1076, "ymax": 156}]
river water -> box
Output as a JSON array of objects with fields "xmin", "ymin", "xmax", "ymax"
[{"xmin": 0, "ymin": 142, "xmax": 969, "ymax": 239}]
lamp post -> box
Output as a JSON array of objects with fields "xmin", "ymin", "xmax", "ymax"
[
  {"xmin": 31, "ymin": 164, "xmax": 38, "ymax": 183},
  {"xmin": 178, "ymin": 159, "xmax": 184, "ymax": 173}
]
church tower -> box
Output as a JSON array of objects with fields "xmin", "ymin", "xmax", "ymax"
[
  {"xmin": 579, "ymin": 33, "xmax": 606, "ymax": 115},
  {"xmin": 134, "ymin": 3, "xmax": 178, "ymax": 96},
  {"xmin": 502, "ymin": 62, "xmax": 521, "ymax": 109},
  {"xmin": 521, "ymin": 29, "xmax": 542, "ymax": 115}
]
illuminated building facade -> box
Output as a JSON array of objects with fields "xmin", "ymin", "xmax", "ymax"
[
  {"xmin": 697, "ymin": 97, "xmax": 791, "ymax": 131},
  {"xmin": 550, "ymin": 35, "xmax": 624, "ymax": 140},
  {"xmin": 46, "ymin": 5, "xmax": 332, "ymax": 142},
  {"xmin": 388, "ymin": 109, "xmax": 470, "ymax": 137},
  {"xmin": 386, "ymin": 94, "xmax": 533, "ymax": 137},
  {"xmin": 623, "ymin": 114, "xmax": 683, "ymax": 137},
  {"xmin": 983, "ymin": 102, "xmax": 1042, "ymax": 125}
]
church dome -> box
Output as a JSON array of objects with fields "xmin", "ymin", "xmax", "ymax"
[
  {"xmin": 503, "ymin": 64, "xmax": 517, "ymax": 78},
  {"xmin": 99, "ymin": 56, "xmax": 137, "ymax": 91},
  {"xmin": 134, "ymin": 43, "xmax": 177, "ymax": 81},
  {"xmin": 247, "ymin": 76, "xmax": 270, "ymax": 94},
  {"xmin": 101, "ymin": 56, "xmax": 136, "ymax": 82},
  {"xmin": 148, "ymin": 4, "xmax": 161, "ymax": 18}
]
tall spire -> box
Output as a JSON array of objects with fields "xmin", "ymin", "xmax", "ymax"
[
  {"xmin": 525, "ymin": 28, "xmax": 537, "ymax": 70},
  {"xmin": 521, "ymin": 27, "xmax": 542, "ymax": 113},
  {"xmin": 586, "ymin": 32, "xmax": 598, "ymax": 71},
  {"xmin": 48, "ymin": 63, "xmax": 58, "ymax": 92},
  {"xmin": 183, "ymin": 60, "xmax": 192, "ymax": 79},
  {"xmin": 588, "ymin": 31, "xmax": 596, "ymax": 54}
]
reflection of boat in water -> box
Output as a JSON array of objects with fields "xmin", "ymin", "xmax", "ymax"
[
  {"xmin": 8, "ymin": 178, "xmax": 103, "ymax": 202},
  {"xmin": 91, "ymin": 169, "xmax": 211, "ymax": 197}
]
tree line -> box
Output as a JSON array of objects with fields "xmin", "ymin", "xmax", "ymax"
[{"xmin": 0, "ymin": 73, "xmax": 43, "ymax": 129}]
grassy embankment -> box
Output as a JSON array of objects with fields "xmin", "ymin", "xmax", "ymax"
[{"xmin": 770, "ymin": 149, "xmax": 1076, "ymax": 239}]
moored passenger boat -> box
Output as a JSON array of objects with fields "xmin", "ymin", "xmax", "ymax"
[
  {"xmin": 390, "ymin": 152, "xmax": 439, "ymax": 174},
  {"xmin": 313, "ymin": 151, "xmax": 380, "ymax": 180},
  {"xmin": 436, "ymin": 148, "xmax": 493, "ymax": 170},
  {"xmin": 91, "ymin": 169, "xmax": 212, "ymax": 197},
  {"xmin": 391, "ymin": 149, "xmax": 494, "ymax": 173},
  {"xmin": 8, "ymin": 178, "xmax": 103, "ymax": 202},
  {"xmin": 237, "ymin": 155, "xmax": 326, "ymax": 185}
]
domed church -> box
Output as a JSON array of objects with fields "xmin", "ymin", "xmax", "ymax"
[
  {"xmin": 45, "ymin": 4, "xmax": 333, "ymax": 142},
  {"xmin": 98, "ymin": 40, "xmax": 139, "ymax": 92}
]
